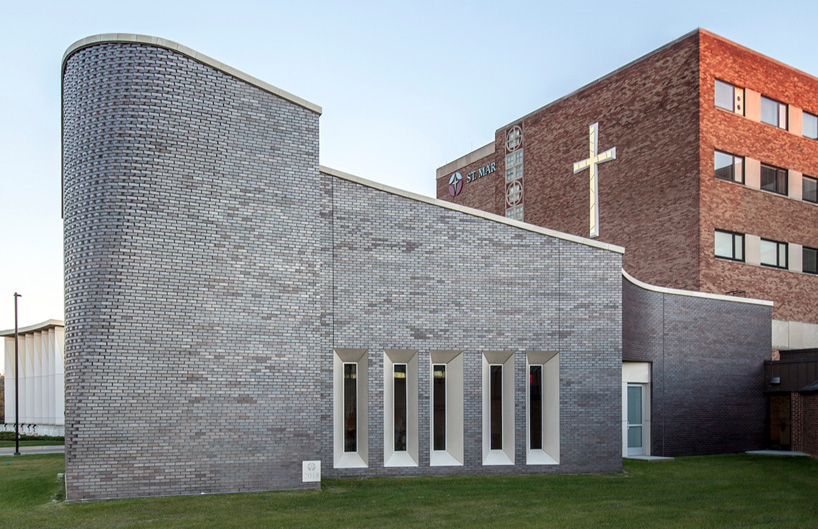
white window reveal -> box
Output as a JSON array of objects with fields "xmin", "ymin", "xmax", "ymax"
[{"xmin": 333, "ymin": 349, "xmax": 368, "ymax": 468}]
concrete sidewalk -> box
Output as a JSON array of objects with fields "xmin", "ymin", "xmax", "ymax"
[{"xmin": 0, "ymin": 445, "xmax": 65, "ymax": 456}]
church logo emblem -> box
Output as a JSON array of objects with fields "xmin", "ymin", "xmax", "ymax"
[{"xmin": 448, "ymin": 172, "xmax": 463, "ymax": 197}]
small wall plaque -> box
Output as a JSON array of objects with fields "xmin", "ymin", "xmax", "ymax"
[{"xmin": 302, "ymin": 460, "xmax": 321, "ymax": 483}]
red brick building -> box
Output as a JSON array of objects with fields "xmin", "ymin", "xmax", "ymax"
[{"xmin": 437, "ymin": 29, "xmax": 818, "ymax": 351}]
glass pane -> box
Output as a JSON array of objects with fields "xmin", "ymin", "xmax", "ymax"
[
  {"xmin": 715, "ymin": 231, "xmax": 733, "ymax": 258},
  {"xmin": 394, "ymin": 364, "xmax": 407, "ymax": 452},
  {"xmin": 490, "ymin": 365, "xmax": 503, "ymax": 450},
  {"xmin": 734, "ymin": 235, "xmax": 743, "ymax": 261},
  {"xmin": 627, "ymin": 386, "xmax": 642, "ymax": 424},
  {"xmin": 714, "ymin": 151, "xmax": 734, "ymax": 181},
  {"xmin": 433, "ymin": 364, "xmax": 446, "ymax": 451},
  {"xmin": 804, "ymin": 248, "xmax": 818, "ymax": 274},
  {"xmin": 760, "ymin": 165, "xmax": 784, "ymax": 193},
  {"xmin": 344, "ymin": 364, "xmax": 357, "ymax": 453},
  {"xmin": 804, "ymin": 113, "xmax": 818, "ymax": 140},
  {"xmin": 779, "ymin": 243, "xmax": 788, "ymax": 268},
  {"xmin": 803, "ymin": 177, "xmax": 818, "ymax": 203},
  {"xmin": 760, "ymin": 240, "xmax": 776, "ymax": 266},
  {"xmin": 628, "ymin": 426, "xmax": 643, "ymax": 448},
  {"xmin": 761, "ymin": 97, "xmax": 778, "ymax": 126},
  {"xmin": 516, "ymin": 151, "xmax": 523, "ymax": 164},
  {"xmin": 779, "ymin": 103, "xmax": 788, "ymax": 129},
  {"xmin": 714, "ymin": 80, "xmax": 734, "ymax": 111},
  {"xmin": 777, "ymin": 169, "xmax": 788, "ymax": 195},
  {"xmin": 530, "ymin": 366, "xmax": 543, "ymax": 450}
]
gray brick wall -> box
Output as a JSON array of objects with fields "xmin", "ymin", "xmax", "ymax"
[
  {"xmin": 63, "ymin": 42, "xmax": 326, "ymax": 500},
  {"xmin": 63, "ymin": 40, "xmax": 624, "ymax": 501},
  {"xmin": 325, "ymin": 176, "xmax": 622, "ymax": 479},
  {"xmin": 623, "ymin": 278, "xmax": 770, "ymax": 456}
]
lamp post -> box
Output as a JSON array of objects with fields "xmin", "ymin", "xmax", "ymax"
[{"xmin": 13, "ymin": 292, "xmax": 21, "ymax": 456}]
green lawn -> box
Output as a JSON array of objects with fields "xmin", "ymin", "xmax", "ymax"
[{"xmin": 1, "ymin": 454, "xmax": 817, "ymax": 528}]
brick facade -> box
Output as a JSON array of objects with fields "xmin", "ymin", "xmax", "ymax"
[
  {"xmin": 438, "ymin": 29, "xmax": 818, "ymax": 328},
  {"xmin": 623, "ymin": 277, "xmax": 770, "ymax": 456},
  {"xmin": 791, "ymin": 392, "xmax": 818, "ymax": 456},
  {"xmin": 63, "ymin": 39, "xmax": 624, "ymax": 500}
]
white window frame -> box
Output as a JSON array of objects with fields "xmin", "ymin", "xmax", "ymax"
[
  {"xmin": 526, "ymin": 351, "xmax": 559, "ymax": 465},
  {"xmin": 430, "ymin": 351, "xmax": 463, "ymax": 466},
  {"xmin": 482, "ymin": 351, "xmax": 514, "ymax": 466},
  {"xmin": 333, "ymin": 349, "xmax": 368, "ymax": 468},
  {"xmin": 383, "ymin": 350, "xmax": 418, "ymax": 467}
]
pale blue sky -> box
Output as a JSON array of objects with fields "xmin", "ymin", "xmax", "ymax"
[{"xmin": 2, "ymin": 0, "xmax": 818, "ymax": 342}]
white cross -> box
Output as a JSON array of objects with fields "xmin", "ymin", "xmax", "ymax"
[{"xmin": 572, "ymin": 123, "xmax": 616, "ymax": 239}]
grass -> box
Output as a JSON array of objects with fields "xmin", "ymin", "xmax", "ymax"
[{"xmin": 1, "ymin": 454, "xmax": 817, "ymax": 528}]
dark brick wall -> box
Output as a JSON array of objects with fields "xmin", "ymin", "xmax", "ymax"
[
  {"xmin": 438, "ymin": 34, "xmax": 702, "ymax": 292},
  {"xmin": 435, "ymin": 152, "xmax": 500, "ymax": 214},
  {"xmin": 63, "ymin": 42, "xmax": 327, "ymax": 500},
  {"xmin": 326, "ymin": 175, "xmax": 623, "ymax": 478},
  {"xmin": 792, "ymin": 392, "xmax": 818, "ymax": 456},
  {"xmin": 623, "ymin": 277, "xmax": 770, "ymax": 456}
]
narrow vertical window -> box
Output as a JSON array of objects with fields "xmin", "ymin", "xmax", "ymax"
[
  {"xmin": 394, "ymin": 364, "xmax": 407, "ymax": 452},
  {"xmin": 343, "ymin": 363, "xmax": 357, "ymax": 453},
  {"xmin": 529, "ymin": 365, "xmax": 543, "ymax": 450},
  {"xmin": 490, "ymin": 365, "xmax": 503, "ymax": 450},
  {"xmin": 433, "ymin": 364, "xmax": 446, "ymax": 451}
]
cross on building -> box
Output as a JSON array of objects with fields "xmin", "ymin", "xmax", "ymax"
[{"xmin": 572, "ymin": 122, "xmax": 616, "ymax": 238}]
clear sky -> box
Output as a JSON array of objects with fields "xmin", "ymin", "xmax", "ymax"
[{"xmin": 2, "ymin": 0, "xmax": 818, "ymax": 343}]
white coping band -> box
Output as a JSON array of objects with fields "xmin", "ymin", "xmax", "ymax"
[
  {"xmin": 0, "ymin": 319, "xmax": 64, "ymax": 336},
  {"xmin": 63, "ymin": 34, "xmax": 322, "ymax": 115},
  {"xmin": 320, "ymin": 165, "xmax": 624, "ymax": 255},
  {"xmin": 436, "ymin": 142, "xmax": 496, "ymax": 179},
  {"xmin": 622, "ymin": 269, "xmax": 773, "ymax": 307}
]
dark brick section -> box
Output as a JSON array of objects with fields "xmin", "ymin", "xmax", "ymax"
[
  {"xmin": 792, "ymin": 392, "xmax": 818, "ymax": 456},
  {"xmin": 63, "ymin": 40, "xmax": 624, "ymax": 501},
  {"xmin": 325, "ymin": 175, "xmax": 622, "ymax": 478},
  {"xmin": 623, "ymin": 278, "xmax": 770, "ymax": 456},
  {"xmin": 63, "ymin": 43, "xmax": 327, "ymax": 500}
]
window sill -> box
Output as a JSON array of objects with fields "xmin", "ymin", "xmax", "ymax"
[
  {"xmin": 335, "ymin": 452, "xmax": 367, "ymax": 469},
  {"xmin": 483, "ymin": 450, "xmax": 514, "ymax": 466},
  {"xmin": 430, "ymin": 450, "xmax": 463, "ymax": 467},
  {"xmin": 526, "ymin": 449, "xmax": 558, "ymax": 465}
]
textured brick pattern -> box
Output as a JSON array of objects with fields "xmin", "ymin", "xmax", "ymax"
[
  {"xmin": 63, "ymin": 43, "xmax": 326, "ymax": 500},
  {"xmin": 440, "ymin": 30, "xmax": 818, "ymax": 325},
  {"xmin": 699, "ymin": 33, "xmax": 818, "ymax": 323},
  {"xmin": 623, "ymin": 279, "xmax": 770, "ymax": 456},
  {"xmin": 326, "ymin": 176, "xmax": 622, "ymax": 478},
  {"xmin": 791, "ymin": 392, "xmax": 818, "ymax": 456},
  {"xmin": 63, "ymin": 41, "xmax": 624, "ymax": 500},
  {"xmin": 438, "ymin": 35, "xmax": 702, "ymax": 291}
]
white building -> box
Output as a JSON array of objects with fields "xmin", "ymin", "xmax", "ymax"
[{"xmin": 2, "ymin": 320, "xmax": 65, "ymax": 437}]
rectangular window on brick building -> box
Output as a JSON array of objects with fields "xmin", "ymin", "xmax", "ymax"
[
  {"xmin": 761, "ymin": 239, "xmax": 788, "ymax": 269},
  {"xmin": 715, "ymin": 230, "xmax": 744, "ymax": 262},
  {"xmin": 803, "ymin": 176, "xmax": 818, "ymax": 203},
  {"xmin": 804, "ymin": 247, "xmax": 818, "ymax": 274},
  {"xmin": 761, "ymin": 96, "xmax": 788, "ymax": 129},
  {"xmin": 715, "ymin": 80, "xmax": 742, "ymax": 113},
  {"xmin": 760, "ymin": 164, "xmax": 788, "ymax": 195},
  {"xmin": 803, "ymin": 112, "xmax": 818, "ymax": 140},
  {"xmin": 714, "ymin": 151, "xmax": 744, "ymax": 183}
]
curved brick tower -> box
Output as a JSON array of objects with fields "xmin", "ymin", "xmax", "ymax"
[{"xmin": 62, "ymin": 35, "xmax": 326, "ymax": 500}]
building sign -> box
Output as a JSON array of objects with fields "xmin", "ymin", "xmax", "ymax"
[{"xmin": 466, "ymin": 163, "xmax": 496, "ymax": 182}]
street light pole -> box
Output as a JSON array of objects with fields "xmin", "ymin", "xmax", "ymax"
[{"xmin": 14, "ymin": 292, "xmax": 21, "ymax": 456}]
